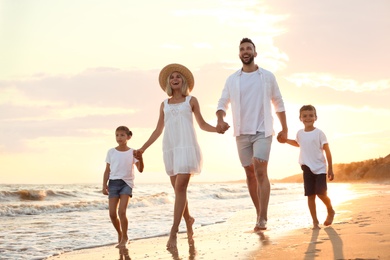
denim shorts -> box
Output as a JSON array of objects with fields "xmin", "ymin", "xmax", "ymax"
[
  {"xmin": 302, "ymin": 165, "xmax": 327, "ymax": 196},
  {"xmin": 236, "ymin": 132, "xmax": 273, "ymax": 167},
  {"xmin": 108, "ymin": 179, "xmax": 133, "ymax": 198}
]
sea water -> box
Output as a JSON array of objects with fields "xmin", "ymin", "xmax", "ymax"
[{"xmin": 0, "ymin": 181, "xmax": 371, "ymax": 260}]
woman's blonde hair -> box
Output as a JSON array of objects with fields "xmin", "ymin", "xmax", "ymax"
[{"xmin": 165, "ymin": 72, "xmax": 190, "ymax": 97}]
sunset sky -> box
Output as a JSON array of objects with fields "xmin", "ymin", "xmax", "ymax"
[{"xmin": 1, "ymin": 0, "xmax": 389, "ymax": 184}]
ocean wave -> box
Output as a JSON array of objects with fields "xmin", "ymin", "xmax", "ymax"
[
  {"xmin": 0, "ymin": 199, "xmax": 107, "ymax": 216},
  {"xmin": 0, "ymin": 190, "xmax": 49, "ymax": 201},
  {"xmin": 131, "ymin": 192, "xmax": 172, "ymax": 207},
  {"xmin": 0, "ymin": 188, "xmax": 88, "ymax": 202},
  {"xmin": 0, "ymin": 191, "xmax": 173, "ymax": 217},
  {"xmin": 213, "ymin": 192, "xmax": 248, "ymax": 200}
]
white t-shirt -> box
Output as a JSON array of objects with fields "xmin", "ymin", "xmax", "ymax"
[
  {"xmin": 105, "ymin": 148, "xmax": 138, "ymax": 188},
  {"xmin": 296, "ymin": 128, "xmax": 328, "ymax": 175},
  {"xmin": 239, "ymin": 71, "xmax": 264, "ymax": 134}
]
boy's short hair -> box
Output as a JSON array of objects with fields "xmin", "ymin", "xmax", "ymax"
[
  {"xmin": 240, "ymin": 38, "xmax": 256, "ymax": 50},
  {"xmin": 300, "ymin": 105, "xmax": 317, "ymax": 117},
  {"xmin": 116, "ymin": 126, "xmax": 133, "ymax": 137}
]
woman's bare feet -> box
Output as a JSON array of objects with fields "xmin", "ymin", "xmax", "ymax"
[
  {"xmin": 312, "ymin": 222, "xmax": 321, "ymax": 230},
  {"xmin": 324, "ymin": 209, "xmax": 335, "ymax": 226},
  {"xmin": 166, "ymin": 229, "xmax": 178, "ymax": 249},
  {"xmin": 116, "ymin": 237, "xmax": 129, "ymax": 248},
  {"xmin": 186, "ymin": 217, "xmax": 195, "ymax": 246}
]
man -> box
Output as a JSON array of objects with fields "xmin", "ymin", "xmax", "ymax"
[{"xmin": 216, "ymin": 38, "xmax": 288, "ymax": 231}]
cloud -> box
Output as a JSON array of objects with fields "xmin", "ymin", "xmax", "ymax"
[
  {"xmin": 0, "ymin": 63, "xmax": 233, "ymax": 153},
  {"xmin": 0, "ymin": 68, "xmax": 165, "ymax": 152},
  {"xmin": 161, "ymin": 44, "xmax": 183, "ymax": 50},
  {"xmin": 285, "ymin": 73, "xmax": 390, "ymax": 92},
  {"xmin": 271, "ymin": 0, "xmax": 390, "ymax": 79},
  {"xmin": 193, "ymin": 42, "xmax": 212, "ymax": 49}
]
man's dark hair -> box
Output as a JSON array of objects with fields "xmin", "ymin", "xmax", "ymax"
[{"xmin": 240, "ymin": 38, "xmax": 256, "ymax": 50}]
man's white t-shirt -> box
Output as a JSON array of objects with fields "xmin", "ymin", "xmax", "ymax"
[
  {"xmin": 296, "ymin": 128, "xmax": 328, "ymax": 175},
  {"xmin": 105, "ymin": 148, "xmax": 138, "ymax": 188},
  {"xmin": 239, "ymin": 71, "xmax": 264, "ymax": 134}
]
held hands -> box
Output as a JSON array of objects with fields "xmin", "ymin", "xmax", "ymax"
[
  {"xmin": 133, "ymin": 149, "xmax": 144, "ymax": 160},
  {"xmin": 216, "ymin": 121, "xmax": 230, "ymax": 134},
  {"xmin": 276, "ymin": 130, "xmax": 288, "ymax": 143}
]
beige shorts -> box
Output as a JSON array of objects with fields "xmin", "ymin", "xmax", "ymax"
[{"xmin": 236, "ymin": 132, "xmax": 273, "ymax": 167}]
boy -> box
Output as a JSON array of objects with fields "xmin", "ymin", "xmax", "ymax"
[{"xmin": 281, "ymin": 105, "xmax": 335, "ymax": 229}]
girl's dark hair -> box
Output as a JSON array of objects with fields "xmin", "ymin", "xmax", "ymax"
[{"xmin": 116, "ymin": 126, "xmax": 133, "ymax": 136}]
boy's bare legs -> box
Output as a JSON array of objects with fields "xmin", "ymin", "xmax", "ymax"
[
  {"xmin": 308, "ymin": 195, "xmax": 320, "ymax": 229},
  {"xmin": 108, "ymin": 198, "xmax": 122, "ymax": 243},
  {"xmin": 116, "ymin": 194, "xmax": 130, "ymax": 248},
  {"xmin": 167, "ymin": 174, "xmax": 191, "ymax": 248},
  {"xmin": 318, "ymin": 194, "xmax": 335, "ymax": 226}
]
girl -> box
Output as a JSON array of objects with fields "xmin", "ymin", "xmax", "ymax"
[
  {"xmin": 102, "ymin": 126, "xmax": 144, "ymax": 248},
  {"xmin": 135, "ymin": 63, "xmax": 227, "ymax": 248}
]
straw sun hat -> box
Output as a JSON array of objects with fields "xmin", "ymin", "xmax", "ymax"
[{"xmin": 158, "ymin": 63, "xmax": 194, "ymax": 92}]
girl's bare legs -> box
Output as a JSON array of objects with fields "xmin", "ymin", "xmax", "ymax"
[
  {"xmin": 116, "ymin": 194, "xmax": 131, "ymax": 248},
  {"xmin": 108, "ymin": 197, "xmax": 122, "ymax": 243},
  {"xmin": 318, "ymin": 194, "xmax": 335, "ymax": 226},
  {"xmin": 307, "ymin": 195, "xmax": 320, "ymax": 229},
  {"xmin": 167, "ymin": 174, "xmax": 191, "ymax": 248}
]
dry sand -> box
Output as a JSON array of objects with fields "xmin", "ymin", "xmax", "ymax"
[{"xmin": 46, "ymin": 183, "xmax": 390, "ymax": 260}]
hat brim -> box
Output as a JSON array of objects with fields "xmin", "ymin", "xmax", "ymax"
[{"xmin": 158, "ymin": 63, "xmax": 194, "ymax": 92}]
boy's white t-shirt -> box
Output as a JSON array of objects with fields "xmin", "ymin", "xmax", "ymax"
[
  {"xmin": 296, "ymin": 128, "xmax": 328, "ymax": 175},
  {"xmin": 105, "ymin": 148, "xmax": 138, "ymax": 188}
]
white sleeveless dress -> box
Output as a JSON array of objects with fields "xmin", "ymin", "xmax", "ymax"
[{"xmin": 162, "ymin": 96, "xmax": 202, "ymax": 176}]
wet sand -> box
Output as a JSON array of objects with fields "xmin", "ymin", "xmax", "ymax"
[{"xmin": 46, "ymin": 183, "xmax": 390, "ymax": 260}]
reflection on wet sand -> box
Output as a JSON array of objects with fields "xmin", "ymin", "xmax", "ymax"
[
  {"xmin": 166, "ymin": 240, "xmax": 197, "ymax": 260},
  {"xmin": 118, "ymin": 247, "xmax": 131, "ymax": 260}
]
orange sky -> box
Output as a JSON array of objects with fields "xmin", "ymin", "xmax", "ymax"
[{"xmin": 1, "ymin": 0, "xmax": 389, "ymax": 184}]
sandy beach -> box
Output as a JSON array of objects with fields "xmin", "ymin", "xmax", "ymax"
[{"xmin": 46, "ymin": 183, "xmax": 390, "ymax": 260}]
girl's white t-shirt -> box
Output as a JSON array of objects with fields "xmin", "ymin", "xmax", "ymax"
[
  {"xmin": 296, "ymin": 128, "xmax": 328, "ymax": 175},
  {"xmin": 105, "ymin": 148, "xmax": 138, "ymax": 188}
]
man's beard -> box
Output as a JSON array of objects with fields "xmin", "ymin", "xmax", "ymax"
[{"xmin": 240, "ymin": 55, "xmax": 254, "ymax": 65}]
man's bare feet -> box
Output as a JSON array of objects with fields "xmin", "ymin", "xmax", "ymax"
[
  {"xmin": 254, "ymin": 219, "xmax": 267, "ymax": 232},
  {"xmin": 186, "ymin": 217, "xmax": 195, "ymax": 246},
  {"xmin": 324, "ymin": 209, "xmax": 335, "ymax": 226},
  {"xmin": 116, "ymin": 237, "xmax": 129, "ymax": 248},
  {"xmin": 166, "ymin": 230, "xmax": 178, "ymax": 249}
]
